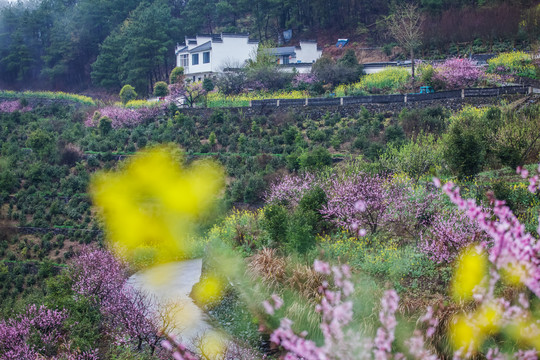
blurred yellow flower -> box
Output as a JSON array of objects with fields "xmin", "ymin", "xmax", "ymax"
[
  {"xmin": 91, "ymin": 145, "xmax": 224, "ymax": 267},
  {"xmin": 506, "ymin": 319, "xmax": 540, "ymax": 349},
  {"xmin": 474, "ymin": 302, "xmax": 502, "ymax": 333},
  {"xmin": 501, "ymin": 261, "xmax": 528, "ymax": 287},
  {"xmin": 451, "ymin": 246, "xmax": 488, "ymax": 301},
  {"xmin": 192, "ymin": 275, "xmax": 224, "ymax": 305},
  {"xmin": 450, "ymin": 314, "xmax": 483, "ymax": 352},
  {"xmin": 200, "ymin": 331, "xmax": 227, "ymax": 358}
]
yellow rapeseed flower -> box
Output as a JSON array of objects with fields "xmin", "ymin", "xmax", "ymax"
[
  {"xmin": 501, "ymin": 261, "xmax": 529, "ymax": 287},
  {"xmin": 450, "ymin": 314, "xmax": 483, "ymax": 352},
  {"xmin": 200, "ymin": 331, "xmax": 227, "ymax": 358},
  {"xmin": 474, "ymin": 302, "xmax": 502, "ymax": 334},
  {"xmin": 91, "ymin": 145, "xmax": 224, "ymax": 267},
  {"xmin": 451, "ymin": 246, "xmax": 488, "ymax": 301},
  {"xmin": 192, "ymin": 275, "xmax": 224, "ymax": 305}
]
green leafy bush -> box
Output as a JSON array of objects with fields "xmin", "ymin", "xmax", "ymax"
[
  {"xmin": 153, "ymin": 81, "xmax": 169, "ymax": 97},
  {"xmin": 262, "ymin": 204, "xmax": 288, "ymax": 245},
  {"xmin": 119, "ymin": 85, "xmax": 137, "ymax": 104},
  {"xmin": 169, "ymin": 67, "xmax": 184, "ymax": 84}
]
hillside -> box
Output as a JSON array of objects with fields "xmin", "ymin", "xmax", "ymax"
[
  {"xmin": 1, "ymin": 0, "xmax": 538, "ymax": 94},
  {"xmin": 0, "ymin": 76, "xmax": 540, "ymax": 360}
]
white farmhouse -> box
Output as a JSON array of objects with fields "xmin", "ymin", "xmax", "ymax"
[
  {"xmin": 267, "ymin": 41, "xmax": 323, "ymax": 73},
  {"xmin": 175, "ymin": 33, "xmax": 259, "ymax": 82}
]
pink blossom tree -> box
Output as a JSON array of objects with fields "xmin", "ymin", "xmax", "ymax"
[
  {"xmin": 322, "ymin": 173, "xmax": 403, "ymax": 234},
  {"xmin": 70, "ymin": 248, "xmax": 168, "ymax": 355},
  {"xmin": 419, "ymin": 209, "xmax": 489, "ymax": 263},
  {"xmin": 0, "ymin": 304, "xmax": 69, "ymax": 359},
  {"xmin": 433, "ymin": 58, "xmax": 482, "ymax": 89},
  {"xmin": 265, "ymin": 173, "xmax": 320, "ymax": 208},
  {"xmin": 0, "ymin": 100, "xmax": 32, "ymax": 113}
]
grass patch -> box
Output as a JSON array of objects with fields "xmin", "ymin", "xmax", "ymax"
[{"xmin": 0, "ymin": 90, "xmax": 95, "ymax": 106}]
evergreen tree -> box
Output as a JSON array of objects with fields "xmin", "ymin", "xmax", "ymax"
[{"xmin": 91, "ymin": 28, "xmax": 125, "ymax": 90}]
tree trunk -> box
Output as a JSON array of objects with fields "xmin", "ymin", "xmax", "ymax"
[{"xmin": 410, "ymin": 48, "xmax": 415, "ymax": 79}]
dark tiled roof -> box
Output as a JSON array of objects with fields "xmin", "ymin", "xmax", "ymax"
[
  {"xmin": 175, "ymin": 46, "xmax": 188, "ymax": 55},
  {"xmin": 189, "ymin": 41, "xmax": 212, "ymax": 53},
  {"xmin": 267, "ymin": 46, "xmax": 296, "ymax": 56}
]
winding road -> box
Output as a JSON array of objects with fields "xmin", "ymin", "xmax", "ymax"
[{"xmin": 127, "ymin": 259, "xmax": 216, "ymax": 348}]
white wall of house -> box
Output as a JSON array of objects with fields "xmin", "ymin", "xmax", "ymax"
[
  {"xmin": 211, "ymin": 36, "xmax": 257, "ymax": 71},
  {"xmin": 175, "ymin": 34, "xmax": 258, "ymax": 79},
  {"xmin": 295, "ymin": 42, "xmax": 322, "ymax": 63},
  {"xmin": 280, "ymin": 64, "xmax": 313, "ymax": 73},
  {"xmin": 189, "ymin": 49, "xmax": 213, "ymax": 74}
]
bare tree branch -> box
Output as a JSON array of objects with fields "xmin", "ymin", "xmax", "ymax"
[{"xmin": 386, "ymin": 3, "xmax": 424, "ymax": 79}]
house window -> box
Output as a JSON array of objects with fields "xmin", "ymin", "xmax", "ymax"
[
  {"xmin": 283, "ymin": 56, "xmax": 290, "ymax": 65},
  {"xmin": 180, "ymin": 54, "xmax": 189, "ymax": 68},
  {"xmin": 203, "ymin": 52, "xmax": 210, "ymax": 64},
  {"xmin": 192, "ymin": 54, "xmax": 199, "ymax": 65}
]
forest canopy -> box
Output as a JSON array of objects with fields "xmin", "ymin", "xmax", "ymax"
[{"xmin": 0, "ymin": 0, "xmax": 538, "ymax": 94}]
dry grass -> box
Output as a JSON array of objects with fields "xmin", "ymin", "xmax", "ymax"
[
  {"xmin": 247, "ymin": 248, "xmax": 287, "ymax": 287},
  {"xmin": 248, "ymin": 248, "xmax": 323, "ymax": 301},
  {"xmin": 287, "ymin": 263, "xmax": 324, "ymax": 300}
]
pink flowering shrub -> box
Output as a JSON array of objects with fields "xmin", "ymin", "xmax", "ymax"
[
  {"xmin": 321, "ymin": 173, "xmax": 403, "ymax": 235},
  {"xmin": 265, "ymin": 260, "xmax": 444, "ymax": 359},
  {"xmin": 0, "ymin": 304, "xmax": 98, "ymax": 359},
  {"xmin": 70, "ymin": 248, "xmax": 167, "ymax": 355},
  {"xmin": 0, "ymin": 100, "xmax": 32, "ymax": 113},
  {"xmin": 419, "ymin": 209, "xmax": 489, "ymax": 263},
  {"xmin": 265, "ymin": 173, "xmax": 320, "ymax": 208},
  {"xmin": 85, "ymin": 103, "xmax": 165, "ymax": 129},
  {"xmin": 292, "ymin": 73, "xmax": 318, "ymax": 89},
  {"xmin": 433, "ymin": 58, "xmax": 482, "ymax": 89},
  {"xmin": 439, "ymin": 167, "xmax": 540, "ymax": 297},
  {"xmin": 384, "ymin": 184, "xmax": 444, "ymax": 239}
]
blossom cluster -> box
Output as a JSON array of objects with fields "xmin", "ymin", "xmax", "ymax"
[
  {"xmin": 0, "ymin": 100, "xmax": 32, "ymax": 113},
  {"xmin": 0, "ymin": 304, "xmax": 98, "ymax": 359},
  {"xmin": 433, "ymin": 58, "xmax": 483, "ymax": 89},
  {"xmin": 85, "ymin": 104, "xmax": 164, "ymax": 129},
  {"xmin": 321, "ymin": 173, "xmax": 401, "ymax": 235},
  {"xmin": 267, "ymin": 172, "xmax": 483, "ymax": 261},
  {"xmin": 264, "ymin": 173, "xmax": 320, "ymax": 208},
  {"xmin": 266, "ymin": 260, "xmax": 443, "ymax": 359},
  {"xmin": 419, "ymin": 209, "xmax": 489, "ymax": 263},
  {"xmin": 438, "ymin": 176, "xmax": 540, "ymax": 297},
  {"xmin": 292, "ymin": 73, "xmax": 318, "ymax": 88},
  {"xmin": 70, "ymin": 248, "xmax": 166, "ymax": 354}
]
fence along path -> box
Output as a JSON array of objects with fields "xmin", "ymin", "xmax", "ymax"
[{"xmin": 250, "ymin": 86, "xmax": 531, "ymax": 108}]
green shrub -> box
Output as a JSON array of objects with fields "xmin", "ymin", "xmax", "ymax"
[
  {"xmin": 443, "ymin": 123, "xmax": 485, "ymax": 179},
  {"xmin": 384, "ymin": 125, "xmax": 405, "ymax": 144},
  {"xmin": 262, "ymin": 204, "xmax": 288, "ymax": 245},
  {"xmin": 286, "ymin": 210, "xmax": 316, "ymax": 253},
  {"xmin": 418, "ymin": 64, "xmax": 435, "ymax": 86},
  {"xmin": 98, "ymin": 116, "xmax": 112, "ymax": 135},
  {"xmin": 298, "ymin": 186, "xmax": 328, "ymax": 234},
  {"xmin": 298, "ymin": 147, "xmax": 332, "ymax": 171},
  {"xmin": 169, "ymin": 67, "xmax": 184, "ymax": 84},
  {"xmin": 26, "ymin": 129, "xmax": 55, "ymax": 159},
  {"xmin": 153, "ymin": 81, "xmax": 169, "ymax": 97},
  {"xmin": 119, "ymin": 85, "xmax": 137, "ymax": 104},
  {"xmin": 380, "ymin": 133, "xmax": 442, "ymax": 182},
  {"xmin": 0, "ymin": 170, "xmax": 18, "ymax": 193}
]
